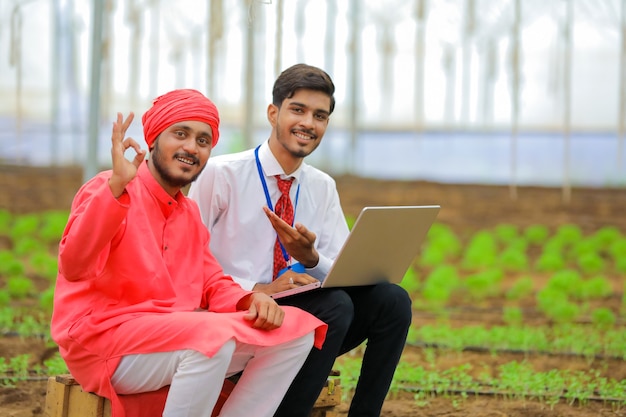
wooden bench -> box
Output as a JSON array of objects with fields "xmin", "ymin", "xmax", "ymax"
[{"xmin": 44, "ymin": 372, "xmax": 341, "ymax": 417}]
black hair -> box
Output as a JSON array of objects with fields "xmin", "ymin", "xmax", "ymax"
[{"xmin": 272, "ymin": 64, "xmax": 336, "ymax": 115}]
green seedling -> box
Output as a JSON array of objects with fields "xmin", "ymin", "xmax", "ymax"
[
  {"xmin": 502, "ymin": 306, "xmax": 524, "ymax": 325},
  {"xmin": 39, "ymin": 210, "xmax": 69, "ymax": 243},
  {"xmin": 462, "ymin": 231, "xmax": 497, "ymax": 269},
  {"xmin": 545, "ymin": 269, "xmax": 582, "ymax": 297},
  {"xmin": 424, "ymin": 223, "xmax": 463, "ymax": 259},
  {"xmin": 400, "ymin": 267, "xmax": 420, "ymax": 294},
  {"xmin": 493, "ymin": 224, "xmax": 518, "ymax": 244},
  {"xmin": 0, "ymin": 210, "xmax": 11, "ymax": 236},
  {"xmin": 499, "ymin": 246, "xmax": 528, "ymax": 271},
  {"xmin": 0, "ymin": 251, "xmax": 25, "ymax": 276},
  {"xmin": 544, "ymin": 300, "xmax": 580, "ymax": 324},
  {"xmin": 6, "ymin": 276, "xmax": 35, "ymax": 299},
  {"xmin": 609, "ymin": 238, "xmax": 626, "ymax": 258},
  {"xmin": 464, "ymin": 269, "xmax": 503, "ymax": 300},
  {"xmin": 0, "ymin": 291, "xmax": 10, "ymax": 307},
  {"xmin": 573, "ymin": 276, "xmax": 613, "ymax": 300},
  {"xmin": 616, "ymin": 257, "xmax": 626, "ymax": 274},
  {"xmin": 9, "ymin": 214, "xmax": 39, "ymax": 241},
  {"xmin": 506, "ymin": 276, "xmax": 534, "ymax": 300},
  {"xmin": 555, "ymin": 224, "xmax": 583, "ymax": 245},
  {"xmin": 12, "ymin": 236, "xmax": 46, "ymax": 257},
  {"xmin": 43, "ymin": 354, "xmax": 69, "ymax": 375},
  {"xmin": 577, "ymin": 252, "xmax": 605, "ymax": 274},
  {"xmin": 591, "ymin": 307, "xmax": 616, "ymax": 330},
  {"xmin": 30, "ymin": 251, "xmax": 59, "ymax": 280},
  {"xmin": 39, "ymin": 286, "xmax": 55, "ymax": 313},
  {"xmin": 592, "ymin": 226, "xmax": 622, "ymax": 248},
  {"xmin": 535, "ymin": 249, "xmax": 565, "ymax": 272},
  {"xmin": 419, "ymin": 265, "xmax": 459, "ymax": 307},
  {"xmin": 420, "ymin": 243, "xmax": 448, "ymax": 267},
  {"xmin": 524, "ymin": 224, "xmax": 549, "ymax": 245}
]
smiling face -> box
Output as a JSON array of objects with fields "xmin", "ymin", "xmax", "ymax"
[
  {"xmin": 148, "ymin": 121, "xmax": 213, "ymax": 195},
  {"xmin": 267, "ymin": 88, "xmax": 331, "ymax": 174}
]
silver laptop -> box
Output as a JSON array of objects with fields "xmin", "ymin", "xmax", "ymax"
[{"xmin": 271, "ymin": 205, "xmax": 440, "ymax": 299}]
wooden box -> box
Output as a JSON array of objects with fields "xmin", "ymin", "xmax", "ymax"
[{"xmin": 45, "ymin": 373, "xmax": 341, "ymax": 417}]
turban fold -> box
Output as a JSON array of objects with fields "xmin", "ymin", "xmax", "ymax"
[{"xmin": 142, "ymin": 89, "xmax": 220, "ymax": 149}]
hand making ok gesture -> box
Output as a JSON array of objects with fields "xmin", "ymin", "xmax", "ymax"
[{"xmin": 108, "ymin": 112, "xmax": 147, "ymax": 198}]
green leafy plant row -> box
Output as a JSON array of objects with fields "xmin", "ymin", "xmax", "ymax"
[
  {"xmin": 0, "ymin": 209, "xmax": 69, "ymax": 243},
  {"xmin": 406, "ymin": 323, "xmax": 626, "ymax": 360},
  {"xmin": 0, "ymin": 353, "xmax": 68, "ymax": 387},
  {"xmin": 420, "ymin": 223, "xmax": 626, "ymax": 274},
  {"xmin": 336, "ymin": 357, "xmax": 626, "ymax": 409},
  {"xmin": 0, "ymin": 307, "xmax": 51, "ymax": 339}
]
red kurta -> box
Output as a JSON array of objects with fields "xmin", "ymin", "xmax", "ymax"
[{"xmin": 51, "ymin": 162, "xmax": 327, "ymax": 417}]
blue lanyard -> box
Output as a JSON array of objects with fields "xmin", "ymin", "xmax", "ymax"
[{"xmin": 254, "ymin": 145, "xmax": 300, "ymax": 264}]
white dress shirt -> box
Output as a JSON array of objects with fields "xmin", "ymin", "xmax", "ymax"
[{"xmin": 188, "ymin": 141, "xmax": 350, "ymax": 290}]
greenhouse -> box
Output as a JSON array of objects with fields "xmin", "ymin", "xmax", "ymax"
[{"xmin": 1, "ymin": 1, "xmax": 624, "ymax": 416}]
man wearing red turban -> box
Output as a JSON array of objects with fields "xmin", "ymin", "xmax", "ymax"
[
  {"xmin": 51, "ymin": 89, "xmax": 327, "ymax": 417},
  {"xmin": 142, "ymin": 89, "xmax": 221, "ymax": 149}
]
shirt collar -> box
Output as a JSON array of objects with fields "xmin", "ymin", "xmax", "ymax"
[
  {"xmin": 137, "ymin": 161, "xmax": 185, "ymax": 216},
  {"xmin": 258, "ymin": 140, "xmax": 303, "ymax": 183}
]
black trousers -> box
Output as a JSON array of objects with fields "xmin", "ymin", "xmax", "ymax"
[{"xmin": 274, "ymin": 283, "xmax": 412, "ymax": 417}]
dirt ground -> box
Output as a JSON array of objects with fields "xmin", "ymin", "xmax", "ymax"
[{"xmin": 1, "ymin": 165, "xmax": 625, "ymax": 417}]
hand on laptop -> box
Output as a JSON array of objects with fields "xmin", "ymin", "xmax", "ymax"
[
  {"xmin": 253, "ymin": 272, "xmax": 319, "ymax": 296},
  {"xmin": 263, "ymin": 207, "xmax": 320, "ymax": 268}
]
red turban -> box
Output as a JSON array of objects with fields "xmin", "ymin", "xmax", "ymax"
[{"xmin": 142, "ymin": 89, "xmax": 220, "ymax": 149}]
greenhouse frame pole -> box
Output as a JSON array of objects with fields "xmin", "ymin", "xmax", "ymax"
[
  {"xmin": 509, "ymin": 0, "xmax": 521, "ymax": 201},
  {"xmin": 617, "ymin": 0, "xmax": 626, "ymax": 173},
  {"xmin": 347, "ymin": 0, "xmax": 361, "ymax": 174},
  {"xmin": 414, "ymin": 0, "xmax": 427, "ymax": 130},
  {"xmin": 85, "ymin": 0, "xmax": 104, "ymax": 182},
  {"xmin": 51, "ymin": 0, "xmax": 61, "ymax": 166},
  {"xmin": 562, "ymin": 0, "xmax": 573, "ymax": 204},
  {"xmin": 243, "ymin": 0, "xmax": 256, "ymax": 150}
]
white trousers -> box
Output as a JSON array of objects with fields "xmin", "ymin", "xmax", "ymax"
[{"xmin": 111, "ymin": 333, "xmax": 314, "ymax": 417}]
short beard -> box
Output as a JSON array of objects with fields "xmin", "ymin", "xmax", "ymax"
[
  {"xmin": 276, "ymin": 127, "xmax": 317, "ymax": 158},
  {"xmin": 151, "ymin": 140, "xmax": 204, "ymax": 189}
]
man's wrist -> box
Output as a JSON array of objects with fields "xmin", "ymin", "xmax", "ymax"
[
  {"xmin": 108, "ymin": 176, "xmax": 127, "ymax": 199},
  {"xmin": 303, "ymin": 253, "xmax": 320, "ymax": 269}
]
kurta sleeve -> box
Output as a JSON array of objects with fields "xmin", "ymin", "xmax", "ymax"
[{"xmin": 58, "ymin": 174, "xmax": 129, "ymax": 282}]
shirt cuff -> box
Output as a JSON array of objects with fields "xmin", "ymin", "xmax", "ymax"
[{"xmin": 305, "ymin": 254, "xmax": 333, "ymax": 282}]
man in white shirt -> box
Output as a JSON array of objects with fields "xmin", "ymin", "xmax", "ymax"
[{"xmin": 188, "ymin": 64, "xmax": 412, "ymax": 417}]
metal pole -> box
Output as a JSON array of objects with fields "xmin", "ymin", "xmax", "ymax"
[
  {"xmin": 348, "ymin": 0, "xmax": 361, "ymax": 174},
  {"xmin": 324, "ymin": 0, "xmax": 337, "ymax": 76},
  {"xmin": 243, "ymin": 0, "xmax": 256, "ymax": 149},
  {"xmin": 461, "ymin": 0, "xmax": 475, "ymax": 125},
  {"xmin": 207, "ymin": 0, "xmax": 222, "ymax": 98},
  {"xmin": 481, "ymin": 41, "xmax": 496, "ymax": 127},
  {"xmin": 10, "ymin": 5, "xmax": 23, "ymax": 163},
  {"xmin": 51, "ymin": 0, "xmax": 61, "ymax": 166},
  {"xmin": 618, "ymin": 0, "xmax": 626, "ymax": 175},
  {"xmin": 414, "ymin": 0, "xmax": 427, "ymax": 130},
  {"xmin": 127, "ymin": 0, "xmax": 141, "ymax": 110},
  {"xmin": 562, "ymin": 0, "xmax": 572, "ymax": 203},
  {"xmin": 274, "ymin": 0, "xmax": 283, "ymax": 77},
  {"xmin": 149, "ymin": 0, "xmax": 161, "ymax": 98},
  {"xmin": 510, "ymin": 0, "xmax": 521, "ymax": 201},
  {"xmin": 85, "ymin": 0, "xmax": 104, "ymax": 182}
]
